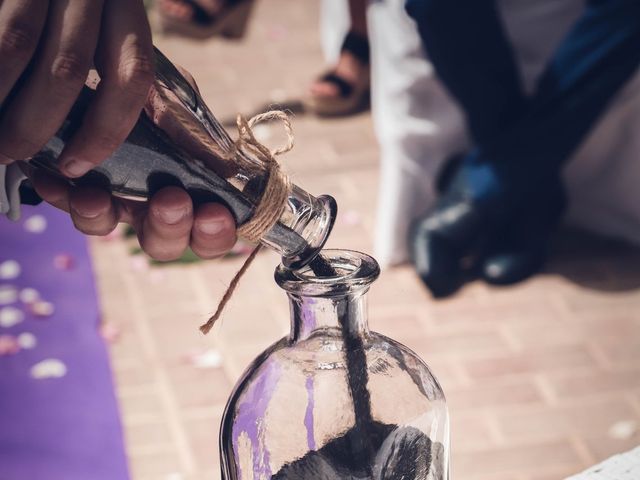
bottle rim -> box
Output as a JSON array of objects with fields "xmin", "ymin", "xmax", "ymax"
[{"xmin": 275, "ymin": 249, "xmax": 380, "ymax": 297}]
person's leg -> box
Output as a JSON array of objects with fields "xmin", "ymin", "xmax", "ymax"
[
  {"xmin": 403, "ymin": 0, "xmax": 529, "ymax": 295},
  {"xmin": 308, "ymin": 0, "xmax": 371, "ymax": 116},
  {"xmin": 478, "ymin": 0, "xmax": 640, "ymax": 190},
  {"xmin": 156, "ymin": 0, "xmax": 254, "ymax": 38},
  {"xmin": 410, "ymin": 0, "xmax": 640, "ymax": 295},
  {"xmin": 479, "ymin": 0, "xmax": 640, "ymax": 284},
  {"xmin": 348, "ymin": 0, "xmax": 368, "ymax": 37},
  {"xmin": 369, "ymin": 0, "xmax": 469, "ymax": 267},
  {"xmin": 405, "ymin": 0, "xmax": 527, "ymax": 147}
]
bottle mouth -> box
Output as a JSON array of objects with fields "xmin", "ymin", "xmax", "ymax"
[
  {"xmin": 275, "ymin": 249, "xmax": 380, "ymax": 297},
  {"xmin": 281, "ymin": 195, "xmax": 338, "ymax": 270}
]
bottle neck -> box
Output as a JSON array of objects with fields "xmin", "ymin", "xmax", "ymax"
[
  {"xmin": 261, "ymin": 186, "xmax": 337, "ymax": 269},
  {"xmin": 288, "ymin": 289, "xmax": 370, "ymax": 343}
]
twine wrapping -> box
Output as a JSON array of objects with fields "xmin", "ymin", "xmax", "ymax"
[
  {"xmin": 199, "ymin": 111, "xmax": 294, "ymax": 334},
  {"xmin": 151, "ymin": 83, "xmax": 294, "ymax": 334},
  {"xmin": 235, "ymin": 112, "xmax": 293, "ymax": 243}
]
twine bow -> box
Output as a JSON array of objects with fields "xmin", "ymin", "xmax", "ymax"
[{"xmin": 199, "ymin": 111, "xmax": 294, "ymax": 334}]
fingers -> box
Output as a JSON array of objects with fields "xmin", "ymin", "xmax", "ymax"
[
  {"xmin": 191, "ymin": 203, "xmax": 237, "ymax": 259},
  {"xmin": 31, "ymin": 169, "xmax": 70, "ymax": 212},
  {"xmin": 58, "ymin": 0, "xmax": 153, "ymax": 177},
  {"xmin": 0, "ymin": 0, "xmax": 105, "ymax": 161},
  {"xmin": 34, "ymin": 166, "xmax": 236, "ymax": 261},
  {"xmin": 33, "ymin": 169, "xmax": 119, "ymax": 236},
  {"xmin": 35, "ymin": 169, "xmax": 236, "ymax": 260},
  {"xmin": 0, "ymin": 0, "xmax": 49, "ymax": 164},
  {"xmin": 137, "ymin": 189, "xmax": 236, "ymax": 261},
  {"xmin": 69, "ymin": 186, "xmax": 119, "ymax": 236},
  {"xmin": 0, "ymin": 152, "xmax": 13, "ymax": 165},
  {"xmin": 0, "ymin": 0, "xmax": 49, "ymax": 106},
  {"xmin": 138, "ymin": 186, "xmax": 194, "ymax": 261}
]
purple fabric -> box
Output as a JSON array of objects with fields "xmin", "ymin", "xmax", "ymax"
[{"xmin": 0, "ymin": 205, "xmax": 129, "ymax": 480}]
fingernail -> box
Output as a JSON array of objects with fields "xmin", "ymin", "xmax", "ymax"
[
  {"xmin": 198, "ymin": 218, "xmax": 226, "ymax": 235},
  {"xmin": 62, "ymin": 159, "xmax": 93, "ymax": 177},
  {"xmin": 0, "ymin": 152, "xmax": 13, "ymax": 164},
  {"xmin": 159, "ymin": 206, "xmax": 189, "ymax": 225},
  {"xmin": 71, "ymin": 206, "xmax": 102, "ymax": 220}
]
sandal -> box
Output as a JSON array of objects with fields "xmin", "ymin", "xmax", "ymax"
[
  {"xmin": 305, "ymin": 32, "xmax": 370, "ymax": 117},
  {"xmin": 155, "ymin": 0, "xmax": 256, "ymax": 40}
]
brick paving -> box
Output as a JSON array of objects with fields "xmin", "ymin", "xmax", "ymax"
[{"xmin": 89, "ymin": 1, "xmax": 640, "ymax": 479}]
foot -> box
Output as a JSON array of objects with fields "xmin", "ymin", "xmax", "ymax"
[
  {"xmin": 482, "ymin": 179, "xmax": 566, "ymax": 285},
  {"xmin": 309, "ymin": 50, "xmax": 369, "ymax": 101},
  {"xmin": 409, "ymin": 170, "xmax": 499, "ymax": 297},
  {"xmin": 306, "ymin": 32, "xmax": 370, "ymax": 116},
  {"xmin": 435, "ymin": 153, "xmax": 465, "ymax": 195},
  {"xmin": 410, "ymin": 159, "xmax": 565, "ymax": 297},
  {"xmin": 158, "ymin": 0, "xmax": 226, "ymax": 24}
]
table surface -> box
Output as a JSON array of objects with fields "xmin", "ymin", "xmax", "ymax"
[{"xmin": 567, "ymin": 446, "xmax": 640, "ymax": 479}]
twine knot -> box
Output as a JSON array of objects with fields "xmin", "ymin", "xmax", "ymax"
[
  {"xmin": 200, "ymin": 110, "xmax": 294, "ymax": 334},
  {"xmin": 235, "ymin": 111, "xmax": 293, "ymax": 244}
]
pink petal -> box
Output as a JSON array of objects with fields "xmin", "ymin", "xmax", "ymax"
[
  {"xmin": 17, "ymin": 332, "xmax": 37, "ymax": 349},
  {"xmin": 130, "ymin": 256, "xmax": 149, "ymax": 272},
  {"xmin": 23, "ymin": 214, "xmax": 47, "ymax": 233},
  {"xmin": 0, "ymin": 260, "xmax": 21, "ymax": 280},
  {"xmin": 0, "ymin": 306, "xmax": 24, "ymax": 327},
  {"xmin": 149, "ymin": 270, "xmax": 166, "ymax": 284},
  {"xmin": 30, "ymin": 359, "xmax": 67, "ymax": 379},
  {"xmin": 100, "ymin": 322, "xmax": 122, "ymax": 344},
  {"xmin": 29, "ymin": 301, "xmax": 55, "ymax": 318},
  {"xmin": 53, "ymin": 254, "xmax": 75, "ymax": 271},
  {"xmin": 183, "ymin": 348, "xmax": 223, "ymax": 369},
  {"xmin": 267, "ymin": 25, "xmax": 288, "ymax": 40},
  {"xmin": 19, "ymin": 288, "xmax": 40, "ymax": 304},
  {"xmin": 0, "ymin": 285, "xmax": 18, "ymax": 306},
  {"xmin": 341, "ymin": 210, "xmax": 362, "ymax": 226},
  {"xmin": 231, "ymin": 242, "xmax": 254, "ymax": 256},
  {"xmin": 0, "ymin": 335, "xmax": 20, "ymax": 356}
]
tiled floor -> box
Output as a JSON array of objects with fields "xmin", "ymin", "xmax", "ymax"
[{"xmin": 90, "ymin": 1, "xmax": 640, "ymax": 479}]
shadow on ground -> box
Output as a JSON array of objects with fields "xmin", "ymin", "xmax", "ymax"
[{"xmin": 546, "ymin": 227, "xmax": 640, "ymax": 292}]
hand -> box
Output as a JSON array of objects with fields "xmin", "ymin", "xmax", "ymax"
[
  {"xmin": 33, "ymin": 173, "xmax": 238, "ymax": 261},
  {"xmin": 0, "ymin": 0, "xmax": 237, "ymax": 260},
  {"xmin": 0, "ymin": 0, "xmax": 154, "ymax": 174}
]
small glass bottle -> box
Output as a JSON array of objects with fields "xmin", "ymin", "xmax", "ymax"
[
  {"xmin": 22, "ymin": 49, "xmax": 336, "ymax": 269},
  {"xmin": 220, "ymin": 250, "xmax": 450, "ymax": 479}
]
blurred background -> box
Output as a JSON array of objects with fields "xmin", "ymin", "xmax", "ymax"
[{"xmin": 1, "ymin": 0, "xmax": 640, "ymax": 479}]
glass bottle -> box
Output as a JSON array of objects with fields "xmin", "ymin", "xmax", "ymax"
[
  {"xmin": 22, "ymin": 49, "xmax": 336, "ymax": 269},
  {"xmin": 220, "ymin": 250, "xmax": 450, "ymax": 479}
]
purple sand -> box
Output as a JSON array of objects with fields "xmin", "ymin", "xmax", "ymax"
[
  {"xmin": 300, "ymin": 298, "xmax": 317, "ymax": 451},
  {"xmin": 232, "ymin": 357, "xmax": 282, "ymax": 478},
  {"xmin": 304, "ymin": 376, "xmax": 316, "ymax": 451},
  {"xmin": 0, "ymin": 205, "xmax": 129, "ymax": 480}
]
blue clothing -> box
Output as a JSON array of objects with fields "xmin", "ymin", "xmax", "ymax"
[{"xmin": 405, "ymin": 0, "xmax": 640, "ymax": 201}]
